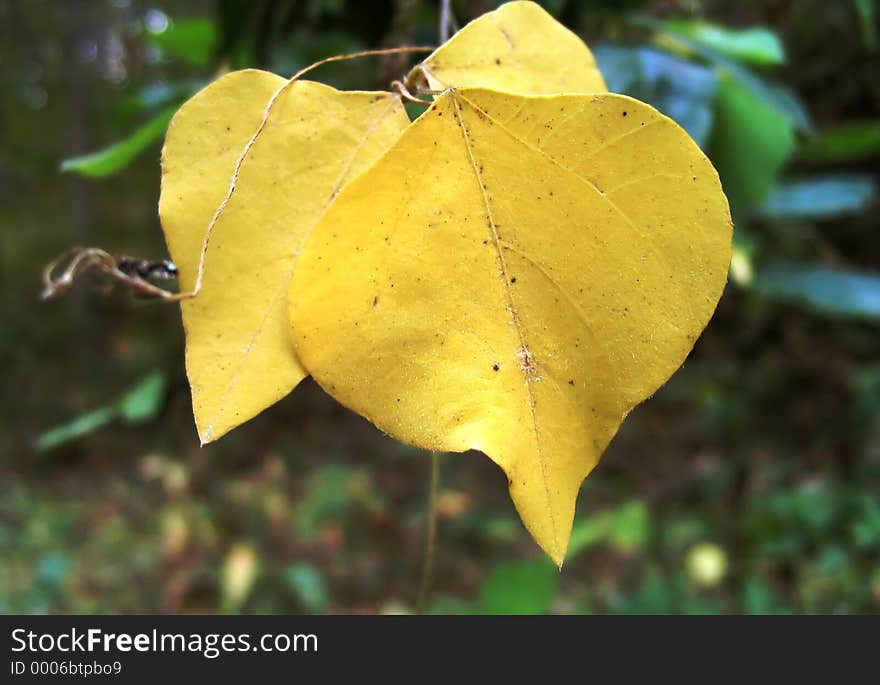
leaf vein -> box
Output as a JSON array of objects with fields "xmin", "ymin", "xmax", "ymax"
[
  {"xmin": 451, "ymin": 93, "xmax": 559, "ymax": 552},
  {"xmin": 202, "ymin": 96, "xmax": 402, "ymax": 441},
  {"xmin": 497, "ymin": 239, "xmax": 600, "ymax": 350},
  {"xmin": 457, "ymin": 92, "xmax": 695, "ymax": 331}
]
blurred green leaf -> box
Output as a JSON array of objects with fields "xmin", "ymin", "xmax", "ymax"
[
  {"xmin": 760, "ymin": 175, "xmax": 878, "ymax": 220},
  {"xmin": 34, "ymin": 406, "xmax": 117, "ymax": 452},
  {"xmin": 709, "ymin": 77, "xmax": 795, "ymax": 217},
  {"xmin": 483, "ymin": 516, "xmax": 520, "ymax": 541},
  {"xmin": 637, "ymin": 16, "xmax": 811, "ymax": 132},
  {"xmin": 147, "ymin": 18, "xmax": 217, "ymax": 66},
  {"xmin": 610, "ymin": 500, "xmax": 650, "ymax": 553},
  {"xmin": 295, "ymin": 465, "xmax": 358, "ymax": 539},
  {"xmin": 742, "ymin": 577, "xmax": 775, "ymax": 614},
  {"xmin": 35, "ymin": 372, "xmax": 167, "ymax": 452},
  {"xmin": 661, "ymin": 19, "xmax": 786, "ymax": 66},
  {"xmin": 480, "ymin": 559, "xmax": 559, "ymax": 614},
  {"xmin": 118, "ymin": 372, "xmax": 168, "ymax": 423},
  {"xmin": 60, "ymin": 106, "xmax": 177, "ymax": 179},
  {"xmin": 799, "ymin": 120, "xmax": 880, "ymax": 163},
  {"xmin": 851, "ymin": 495, "xmax": 880, "ymax": 549},
  {"xmin": 568, "ymin": 500, "xmax": 651, "ymax": 558},
  {"xmin": 568, "ymin": 511, "xmax": 614, "ymax": 558},
  {"xmin": 731, "ymin": 77, "xmax": 810, "ymax": 135},
  {"xmin": 753, "ymin": 263, "xmax": 880, "ymax": 318},
  {"xmin": 855, "ymin": 0, "xmax": 878, "ymax": 51},
  {"xmin": 594, "ymin": 44, "xmax": 717, "ymax": 147},
  {"xmin": 284, "ymin": 562, "xmax": 330, "ymax": 612},
  {"xmin": 566, "ymin": 500, "xmax": 651, "ymax": 560},
  {"xmin": 404, "ymin": 102, "xmax": 428, "ymax": 122}
]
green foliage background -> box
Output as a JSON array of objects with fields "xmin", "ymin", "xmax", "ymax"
[{"xmin": 1, "ymin": 0, "xmax": 879, "ymax": 614}]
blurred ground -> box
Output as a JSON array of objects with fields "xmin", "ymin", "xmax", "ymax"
[{"xmin": 1, "ymin": 0, "xmax": 879, "ymax": 614}]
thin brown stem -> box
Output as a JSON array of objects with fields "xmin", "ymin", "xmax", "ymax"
[{"xmin": 416, "ymin": 451, "xmax": 441, "ymax": 614}]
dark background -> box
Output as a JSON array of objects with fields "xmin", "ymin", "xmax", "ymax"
[{"xmin": 1, "ymin": 0, "xmax": 879, "ymax": 614}]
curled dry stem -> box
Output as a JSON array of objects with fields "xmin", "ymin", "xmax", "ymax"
[{"xmin": 41, "ymin": 247, "xmax": 180, "ymax": 301}]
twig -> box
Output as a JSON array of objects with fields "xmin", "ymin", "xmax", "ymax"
[
  {"xmin": 439, "ymin": 0, "xmax": 456, "ymax": 43},
  {"xmin": 416, "ymin": 451, "xmax": 441, "ymax": 614}
]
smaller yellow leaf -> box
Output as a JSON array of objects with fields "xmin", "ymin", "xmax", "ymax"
[
  {"xmin": 408, "ymin": 1, "xmax": 606, "ymax": 95},
  {"xmin": 159, "ymin": 70, "xmax": 409, "ymax": 443}
]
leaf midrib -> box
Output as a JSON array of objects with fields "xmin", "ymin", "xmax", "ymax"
[{"xmin": 449, "ymin": 91, "xmax": 560, "ymax": 553}]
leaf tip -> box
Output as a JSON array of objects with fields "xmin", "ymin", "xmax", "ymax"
[
  {"xmin": 197, "ymin": 424, "xmax": 214, "ymax": 447},
  {"xmin": 547, "ymin": 544, "xmax": 566, "ymax": 571}
]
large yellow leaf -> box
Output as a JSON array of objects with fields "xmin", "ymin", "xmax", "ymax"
[
  {"xmin": 159, "ymin": 70, "xmax": 409, "ymax": 443},
  {"xmin": 407, "ymin": 1, "xmax": 606, "ymax": 95},
  {"xmin": 288, "ymin": 88, "xmax": 732, "ymax": 565}
]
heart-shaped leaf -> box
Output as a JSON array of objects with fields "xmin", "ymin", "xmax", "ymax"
[
  {"xmin": 159, "ymin": 69, "xmax": 409, "ymax": 442},
  {"xmin": 288, "ymin": 88, "xmax": 732, "ymax": 564}
]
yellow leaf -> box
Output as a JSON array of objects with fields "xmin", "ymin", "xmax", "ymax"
[
  {"xmin": 288, "ymin": 88, "xmax": 732, "ymax": 565},
  {"xmin": 159, "ymin": 70, "xmax": 409, "ymax": 443},
  {"xmin": 408, "ymin": 1, "xmax": 606, "ymax": 95}
]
